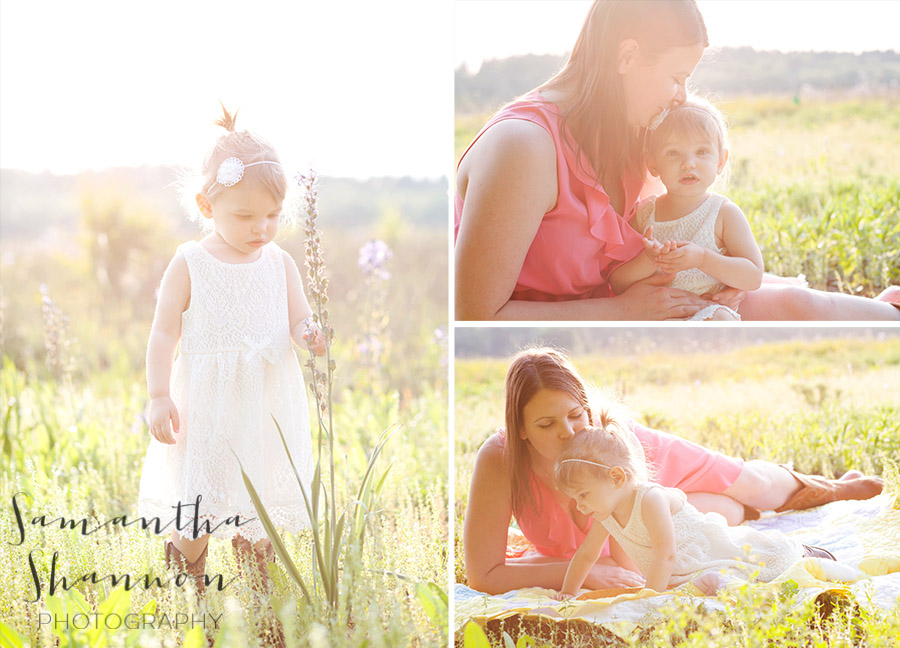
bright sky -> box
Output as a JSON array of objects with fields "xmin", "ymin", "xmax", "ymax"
[
  {"xmin": 0, "ymin": 1, "xmax": 452, "ymax": 179},
  {"xmin": 455, "ymin": 0, "xmax": 900, "ymax": 71}
]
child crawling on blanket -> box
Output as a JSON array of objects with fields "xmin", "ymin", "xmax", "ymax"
[{"xmin": 552, "ymin": 423, "xmax": 836, "ymax": 597}]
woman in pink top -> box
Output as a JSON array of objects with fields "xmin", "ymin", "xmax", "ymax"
[
  {"xmin": 454, "ymin": 0, "xmax": 900, "ymax": 321},
  {"xmin": 462, "ymin": 348, "xmax": 883, "ymax": 594}
]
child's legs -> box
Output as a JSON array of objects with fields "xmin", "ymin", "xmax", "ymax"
[
  {"xmin": 169, "ymin": 530, "xmax": 210, "ymax": 563},
  {"xmin": 685, "ymin": 492, "xmax": 745, "ymax": 526},
  {"xmin": 740, "ymin": 285, "xmax": 900, "ymax": 321}
]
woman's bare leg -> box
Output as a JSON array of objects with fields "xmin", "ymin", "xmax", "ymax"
[
  {"xmin": 686, "ymin": 492, "xmax": 746, "ymax": 525},
  {"xmin": 723, "ymin": 460, "xmax": 882, "ymax": 512},
  {"xmin": 740, "ymin": 285, "xmax": 900, "ymax": 321},
  {"xmin": 722, "ymin": 460, "xmax": 799, "ymax": 510}
]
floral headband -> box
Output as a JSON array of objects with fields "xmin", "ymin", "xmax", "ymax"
[{"xmin": 215, "ymin": 157, "xmax": 282, "ymax": 188}]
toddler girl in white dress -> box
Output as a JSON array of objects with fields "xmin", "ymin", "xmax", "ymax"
[
  {"xmin": 553, "ymin": 422, "xmax": 834, "ymax": 597},
  {"xmin": 137, "ymin": 106, "xmax": 325, "ymax": 594},
  {"xmin": 609, "ymin": 98, "xmax": 764, "ymax": 321}
]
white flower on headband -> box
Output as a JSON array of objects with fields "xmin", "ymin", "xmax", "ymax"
[
  {"xmin": 215, "ymin": 157, "xmax": 283, "ymax": 188},
  {"xmin": 216, "ymin": 157, "xmax": 246, "ymax": 187}
]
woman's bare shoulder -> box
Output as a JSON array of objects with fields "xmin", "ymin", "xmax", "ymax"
[
  {"xmin": 458, "ymin": 119, "xmax": 557, "ymax": 202},
  {"xmin": 466, "ymin": 118, "xmax": 556, "ymax": 166}
]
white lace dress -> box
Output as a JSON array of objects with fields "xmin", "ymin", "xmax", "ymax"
[
  {"xmin": 138, "ymin": 240, "xmax": 313, "ymax": 542},
  {"xmin": 600, "ymin": 484, "xmax": 803, "ymax": 588},
  {"xmin": 633, "ymin": 193, "xmax": 740, "ymax": 321}
]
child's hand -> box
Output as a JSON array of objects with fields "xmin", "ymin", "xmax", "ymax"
[
  {"xmin": 552, "ymin": 591, "xmax": 575, "ymax": 601},
  {"xmin": 148, "ymin": 396, "xmax": 180, "ymax": 444},
  {"xmin": 642, "ymin": 225, "xmax": 677, "ymax": 262},
  {"xmin": 302, "ymin": 321, "xmax": 327, "ymax": 357},
  {"xmin": 654, "ymin": 241, "xmax": 705, "ymax": 273}
]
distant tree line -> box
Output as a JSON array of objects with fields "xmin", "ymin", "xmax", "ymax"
[
  {"xmin": 0, "ymin": 169, "xmax": 448, "ymax": 243},
  {"xmin": 456, "ymin": 48, "xmax": 900, "ymax": 114}
]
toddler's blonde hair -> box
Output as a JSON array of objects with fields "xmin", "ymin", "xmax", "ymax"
[
  {"xmin": 179, "ymin": 104, "xmax": 294, "ymax": 230},
  {"xmin": 555, "ymin": 415, "xmax": 650, "ymax": 492}
]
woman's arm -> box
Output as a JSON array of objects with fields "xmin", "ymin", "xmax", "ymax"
[
  {"xmin": 559, "ymin": 522, "xmax": 610, "ymax": 596},
  {"xmin": 455, "ymin": 119, "xmax": 558, "ymax": 320},
  {"xmin": 464, "ymin": 436, "xmax": 644, "ymax": 593},
  {"xmin": 640, "ymin": 488, "xmax": 677, "ymax": 592},
  {"xmin": 146, "ymin": 251, "xmax": 190, "ymax": 444}
]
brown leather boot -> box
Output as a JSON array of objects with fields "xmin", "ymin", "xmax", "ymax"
[
  {"xmin": 231, "ymin": 535, "xmax": 275, "ymax": 594},
  {"xmin": 775, "ymin": 466, "xmax": 883, "ymax": 512},
  {"xmin": 165, "ymin": 541, "xmax": 208, "ymax": 595}
]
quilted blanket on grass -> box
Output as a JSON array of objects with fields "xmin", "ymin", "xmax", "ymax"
[{"xmin": 455, "ymin": 494, "xmax": 900, "ymax": 633}]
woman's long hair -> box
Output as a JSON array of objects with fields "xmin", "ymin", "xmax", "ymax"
[
  {"xmin": 541, "ymin": 0, "xmax": 708, "ymax": 188},
  {"xmin": 503, "ymin": 347, "xmax": 593, "ymax": 517}
]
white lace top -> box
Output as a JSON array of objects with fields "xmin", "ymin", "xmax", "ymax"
[
  {"xmin": 600, "ymin": 483, "xmax": 803, "ymax": 587},
  {"xmin": 633, "ymin": 193, "xmax": 728, "ymax": 296},
  {"xmin": 138, "ymin": 241, "xmax": 313, "ymax": 542}
]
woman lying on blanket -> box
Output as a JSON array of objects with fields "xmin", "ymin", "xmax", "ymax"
[
  {"xmin": 463, "ymin": 348, "xmax": 882, "ymax": 594},
  {"xmin": 552, "ymin": 424, "xmax": 834, "ymax": 598}
]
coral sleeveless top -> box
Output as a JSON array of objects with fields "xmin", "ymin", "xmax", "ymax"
[
  {"xmin": 509, "ymin": 423, "xmax": 743, "ymax": 559},
  {"xmin": 455, "ymin": 92, "xmax": 645, "ymax": 301}
]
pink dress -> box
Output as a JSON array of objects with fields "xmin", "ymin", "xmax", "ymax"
[
  {"xmin": 509, "ymin": 423, "xmax": 743, "ymax": 559},
  {"xmin": 455, "ymin": 92, "xmax": 645, "ymax": 301}
]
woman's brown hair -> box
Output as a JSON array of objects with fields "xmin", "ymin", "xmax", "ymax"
[
  {"xmin": 503, "ymin": 347, "xmax": 593, "ymax": 517},
  {"xmin": 541, "ymin": 0, "xmax": 708, "ymax": 189}
]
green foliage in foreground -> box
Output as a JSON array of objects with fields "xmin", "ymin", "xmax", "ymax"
[
  {"xmin": 0, "ymin": 355, "xmax": 448, "ymax": 647},
  {"xmin": 454, "ymin": 338, "xmax": 900, "ymax": 646}
]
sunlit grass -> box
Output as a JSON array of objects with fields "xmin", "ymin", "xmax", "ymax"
[{"xmin": 454, "ymin": 337, "xmax": 900, "ymax": 646}]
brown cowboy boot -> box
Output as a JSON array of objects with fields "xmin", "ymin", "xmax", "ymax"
[
  {"xmin": 231, "ymin": 535, "xmax": 275, "ymax": 594},
  {"xmin": 165, "ymin": 541, "xmax": 208, "ymax": 595},
  {"xmin": 775, "ymin": 466, "xmax": 883, "ymax": 512},
  {"xmin": 231, "ymin": 536, "xmax": 285, "ymax": 647}
]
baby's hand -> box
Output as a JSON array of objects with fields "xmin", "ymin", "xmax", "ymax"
[
  {"xmin": 552, "ymin": 591, "xmax": 575, "ymax": 601},
  {"xmin": 302, "ymin": 320, "xmax": 327, "ymax": 357},
  {"xmin": 148, "ymin": 396, "xmax": 180, "ymax": 444},
  {"xmin": 654, "ymin": 241, "xmax": 705, "ymax": 273},
  {"xmin": 642, "ymin": 225, "xmax": 677, "ymax": 262}
]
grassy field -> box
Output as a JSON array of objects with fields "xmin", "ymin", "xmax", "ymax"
[
  {"xmin": 456, "ymin": 96, "xmax": 900, "ymax": 295},
  {"xmin": 0, "ymin": 199, "xmax": 449, "ymax": 644},
  {"xmin": 454, "ymin": 334, "xmax": 900, "ymax": 647}
]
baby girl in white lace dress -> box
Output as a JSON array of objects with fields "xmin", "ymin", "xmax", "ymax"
[
  {"xmin": 609, "ymin": 97, "xmax": 764, "ymax": 321},
  {"xmin": 551, "ymin": 421, "xmax": 833, "ymax": 598},
  {"xmin": 137, "ymin": 106, "xmax": 326, "ymax": 594}
]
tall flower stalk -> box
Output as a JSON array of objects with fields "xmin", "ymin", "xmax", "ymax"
[{"xmin": 238, "ymin": 169, "xmax": 394, "ymax": 615}]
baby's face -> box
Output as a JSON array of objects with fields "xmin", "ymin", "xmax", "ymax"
[
  {"xmin": 649, "ymin": 131, "xmax": 726, "ymax": 199},
  {"xmin": 206, "ymin": 181, "xmax": 283, "ymax": 257},
  {"xmin": 565, "ymin": 474, "xmax": 623, "ymax": 521}
]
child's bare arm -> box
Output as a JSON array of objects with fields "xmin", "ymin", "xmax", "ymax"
[
  {"xmin": 655, "ymin": 202, "xmax": 763, "ymax": 290},
  {"xmin": 558, "ymin": 523, "xmax": 610, "ymax": 597},
  {"xmin": 641, "ymin": 488, "xmax": 677, "ymax": 592},
  {"xmin": 147, "ymin": 252, "xmax": 190, "ymax": 444},
  {"xmin": 283, "ymin": 250, "xmax": 325, "ymax": 355},
  {"xmin": 609, "ymin": 227, "xmax": 679, "ymax": 295}
]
